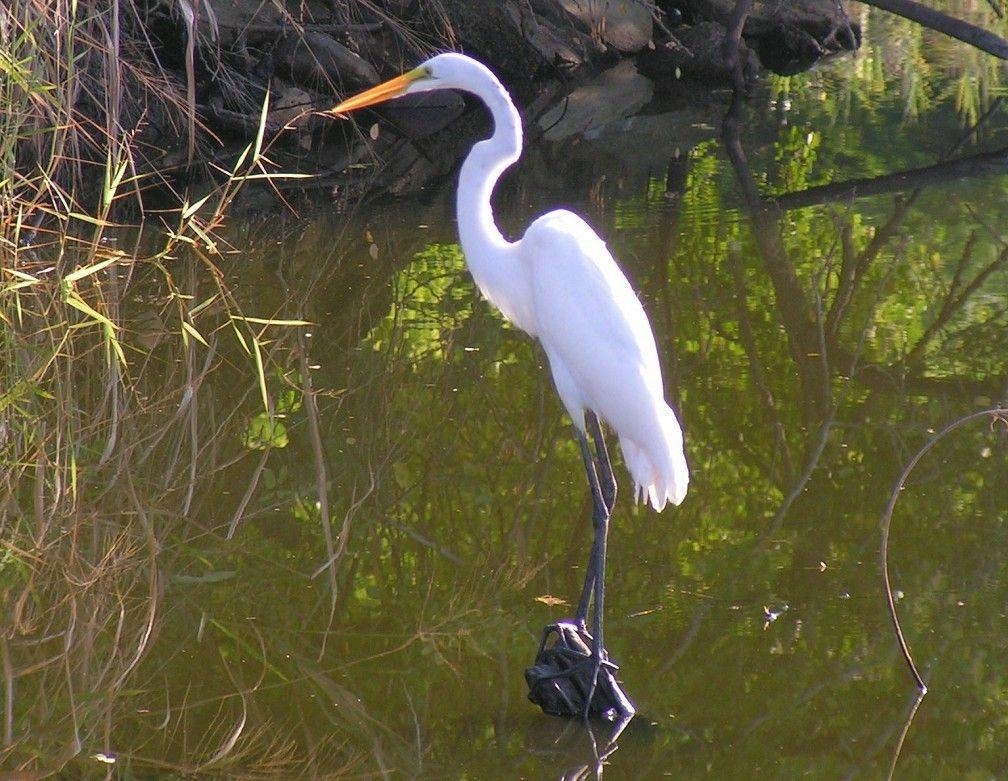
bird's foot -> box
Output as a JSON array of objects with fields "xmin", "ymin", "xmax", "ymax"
[{"xmin": 524, "ymin": 620, "xmax": 635, "ymax": 721}]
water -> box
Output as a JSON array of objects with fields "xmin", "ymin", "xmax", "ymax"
[{"xmin": 5, "ymin": 5, "xmax": 1008, "ymax": 778}]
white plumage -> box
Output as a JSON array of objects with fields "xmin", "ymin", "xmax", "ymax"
[
  {"xmin": 396, "ymin": 53, "xmax": 689, "ymax": 511},
  {"xmin": 332, "ymin": 52, "xmax": 688, "ymax": 507},
  {"xmin": 331, "ymin": 50, "xmax": 690, "ymax": 720},
  {"xmin": 522, "ymin": 210, "xmax": 688, "ymax": 510}
]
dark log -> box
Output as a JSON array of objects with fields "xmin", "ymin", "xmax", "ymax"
[
  {"xmin": 675, "ymin": 0, "xmax": 860, "ymax": 73},
  {"xmin": 272, "ymin": 31, "xmax": 379, "ymax": 97},
  {"xmin": 638, "ymin": 21, "xmax": 760, "ymax": 86},
  {"xmin": 555, "ymin": 0, "xmax": 655, "ymax": 52},
  {"xmin": 859, "ymin": 0, "xmax": 1008, "ymax": 59},
  {"xmin": 436, "ymin": 0, "xmax": 596, "ymax": 83},
  {"xmin": 770, "ymin": 147, "xmax": 1008, "ymax": 211}
]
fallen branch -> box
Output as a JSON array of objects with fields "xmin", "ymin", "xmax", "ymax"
[
  {"xmin": 880, "ymin": 406, "xmax": 1008, "ymax": 692},
  {"xmin": 860, "ymin": 0, "xmax": 1008, "ymax": 58},
  {"xmin": 771, "ymin": 146, "xmax": 1008, "ymax": 210}
]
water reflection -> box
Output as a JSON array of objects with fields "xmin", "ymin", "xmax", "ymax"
[{"xmin": 4, "ymin": 7, "xmax": 1008, "ymax": 779}]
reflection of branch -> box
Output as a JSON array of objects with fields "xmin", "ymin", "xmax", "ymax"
[
  {"xmin": 1, "ymin": 634, "xmax": 12, "ymax": 745},
  {"xmin": 771, "ymin": 147, "xmax": 1008, "ymax": 211},
  {"xmin": 227, "ymin": 448, "xmax": 271, "ymax": 539},
  {"xmin": 299, "ymin": 331, "xmax": 338, "ymax": 630},
  {"xmin": 886, "ymin": 688, "xmax": 926, "ymax": 781},
  {"xmin": 655, "ymin": 260, "xmax": 836, "ymax": 677},
  {"xmin": 903, "ymin": 238, "xmax": 1008, "ymax": 367},
  {"xmin": 824, "ymin": 98, "xmax": 1004, "ymax": 359},
  {"xmin": 761, "ymin": 285, "xmax": 835, "ymax": 542},
  {"xmin": 826, "ymin": 209, "xmax": 914, "ymax": 348},
  {"xmin": 728, "ymin": 247, "xmax": 794, "ymax": 481},
  {"xmin": 723, "ymin": 0, "xmax": 754, "ymax": 95},
  {"xmin": 723, "ymin": 97, "xmax": 830, "ymax": 419},
  {"xmin": 824, "ymin": 215, "xmax": 858, "ymax": 340},
  {"xmin": 860, "ymin": 0, "xmax": 1008, "ymax": 59},
  {"xmin": 880, "ymin": 406, "xmax": 1008, "ymax": 691}
]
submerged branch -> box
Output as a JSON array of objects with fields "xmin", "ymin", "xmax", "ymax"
[
  {"xmin": 771, "ymin": 146, "xmax": 1008, "ymax": 211},
  {"xmin": 860, "ymin": 0, "xmax": 1008, "ymax": 59},
  {"xmin": 880, "ymin": 406, "xmax": 1008, "ymax": 692}
]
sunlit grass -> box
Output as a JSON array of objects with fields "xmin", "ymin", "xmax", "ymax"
[{"xmin": 0, "ymin": 5, "xmax": 327, "ymax": 772}]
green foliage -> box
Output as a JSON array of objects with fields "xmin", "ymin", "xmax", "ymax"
[
  {"xmin": 2, "ymin": 4, "xmax": 1008, "ymax": 778},
  {"xmin": 367, "ymin": 242, "xmax": 479, "ymax": 364},
  {"xmin": 242, "ymin": 384, "xmax": 301, "ymax": 449}
]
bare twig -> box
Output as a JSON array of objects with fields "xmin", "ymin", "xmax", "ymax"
[
  {"xmin": 903, "ymin": 239, "xmax": 1008, "ymax": 367},
  {"xmin": 723, "ymin": 0, "xmax": 754, "ymax": 95},
  {"xmin": 226, "ymin": 448, "xmax": 272, "ymax": 539},
  {"xmin": 298, "ymin": 333, "xmax": 338, "ymax": 625},
  {"xmin": 880, "ymin": 406, "xmax": 1008, "ymax": 691},
  {"xmin": 886, "ymin": 687, "xmax": 927, "ymax": 780}
]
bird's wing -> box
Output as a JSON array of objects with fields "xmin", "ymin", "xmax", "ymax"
[
  {"xmin": 523, "ymin": 209, "xmax": 688, "ymax": 510},
  {"xmin": 521, "ymin": 209, "xmax": 664, "ymax": 423}
]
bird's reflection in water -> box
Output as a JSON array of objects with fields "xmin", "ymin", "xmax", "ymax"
[{"xmin": 524, "ymin": 712, "xmax": 634, "ymax": 780}]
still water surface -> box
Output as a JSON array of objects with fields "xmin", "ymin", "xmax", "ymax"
[{"xmin": 9, "ymin": 6, "xmax": 1008, "ymax": 779}]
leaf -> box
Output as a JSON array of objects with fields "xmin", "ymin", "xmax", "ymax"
[
  {"xmin": 64, "ymin": 289, "xmax": 115, "ymax": 330},
  {"xmin": 242, "ymin": 412, "xmax": 288, "ymax": 449},
  {"xmin": 229, "ymin": 315, "xmax": 313, "ymax": 326},
  {"xmin": 251, "ymin": 335, "xmax": 268, "ymax": 413},
  {"xmin": 64, "ymin": 254, "xmax": 121, "ymax": 283},
  {"xmin": 174, "ymin": 570, "xmax": 238, "ymax": 584},
  {"xmin": 181, "ymin": 319, "xmax": 209, "ymax": 347},
  {"xmin": 181, "ymin": 193, "xmax": 212, "ymax": 220}
]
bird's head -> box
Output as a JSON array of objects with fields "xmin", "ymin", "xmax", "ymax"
[{"xmin": 325, "ymin": 53, "xmax": 491, "ymax": 115}]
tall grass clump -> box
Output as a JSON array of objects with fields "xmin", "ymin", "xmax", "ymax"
[
  {"xmin": 0, "ymin": 2, "xmax": 320, "ymax": 773},
  {"xmin": 2, "ymin": 0, "xmax": 189, "ymax": 242}
]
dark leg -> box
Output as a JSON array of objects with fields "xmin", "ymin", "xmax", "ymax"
[
  {"xmin": 574, "ymin": 428, "xmax": 603, "ymax": 628},
  {"xmin": 576, "ymin": 413, "xmax": 617, "ymax": 628},
  {"xmin": 524, "ymin": 412, "xmax": 635, "ymax": 721},
  {"xmin": 573, "ymin": 425, "xmax": 613, "ymax": 717},
  {"xmin": 586, "ymin": 411, "xmax": 616, "ymax": 515}
]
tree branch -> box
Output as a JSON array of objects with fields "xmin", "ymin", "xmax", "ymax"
[{"xmin": 860, "ymin": 0, "xmax": 1008, "ymax": 59}]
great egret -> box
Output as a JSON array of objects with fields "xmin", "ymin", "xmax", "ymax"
[{"xmin": 329, "ymin": 53, "xmax": 689, "ymax": 719}]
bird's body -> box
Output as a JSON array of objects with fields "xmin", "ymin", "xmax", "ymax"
[
  {"xmin": 330, "ymin": 52, "xmax": 688, "ymax": 719},
  {"xmin": 522, "ymin": 209, "xmax": 687, "ymax": 510},
  {"xmin": 435, "ymin": 54, "xmax": 688, "ymax": 510}
]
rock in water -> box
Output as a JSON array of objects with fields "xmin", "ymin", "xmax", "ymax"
[{"xmin": 525, "ymin": 621, "xmax": 636, "ymax": 720}]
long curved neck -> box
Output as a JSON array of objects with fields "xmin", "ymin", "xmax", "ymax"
[
  {"xmin": 452, "ymin": 67, "xmax": 539, "ymax": 333},
  {"xmin": 456, "ymin": 78, "xmax": 522, "ymax": 255}
]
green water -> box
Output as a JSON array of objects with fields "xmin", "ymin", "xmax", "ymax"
[{"xmin": 5, "ymin": 5, "xmax": 1008, "ymax": 778}]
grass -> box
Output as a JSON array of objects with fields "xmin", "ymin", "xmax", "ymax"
[{"xmin": 0, "ymin": 3, "xmax": 333, "ymax": 772}]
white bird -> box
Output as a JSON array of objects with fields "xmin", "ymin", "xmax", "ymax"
[{"xmin": 329, "ymin": 52, "xmax": 688, "ymax": 718}]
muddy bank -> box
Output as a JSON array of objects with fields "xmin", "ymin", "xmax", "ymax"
[{"xmin": 53, "ymin": 1, "xmax": 864, "ymax": 207}]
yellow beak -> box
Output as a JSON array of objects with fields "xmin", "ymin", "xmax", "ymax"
[{"xmin": 326, "ymin": 66, "xmax": 427, "ymax": 115}]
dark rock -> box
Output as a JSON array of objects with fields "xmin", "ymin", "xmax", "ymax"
[
  {"xmin": 675, "ymin": 0, "xmax": 860, "ymax": 73},
  {"xmin": 273, "ymin": 31, "xmax": 380, "ymax": 97},
  {"xmin": 86, "ymin": 0, "xmax": 865, "ymax": 207},
  {"xmin": 373, "ymin": 91, "xmax": 467, "ymax": 141},
  {"xmin": 556, "ymin": 0, "xmax": 655, "ymax": 53},
  {"xmin": 537, "ymin": 61, "xmax": 653, "ymax": 140},
  {"xmin": 434, "ymin": 0, "xmax": 623, "ymax": 86},
  {"xmin": 639, "ymin": 21, "xmax": 760, "ymax": 86}
]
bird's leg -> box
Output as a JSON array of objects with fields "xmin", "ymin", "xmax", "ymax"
[
  {"xmin": 574, "ymin": 428, "xmax": 601, "ymax": 630},
  {"xmin": 585, "ymin": 411, "xmax": 616, "ymax": 675},
  {"xmin": 573, "ymin": 425, "xmax": 613, "ymax": 717},
  {"xmin": 586, "ymin": 410, "xmax": 617, "ymax": 515},
  {"xmin": 525, "ymin": 417, "xmax": 635, "ymax": 721},
  {"xmin": 575, "ymin": 412, "xmax": 617, "ymax": 628}
]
